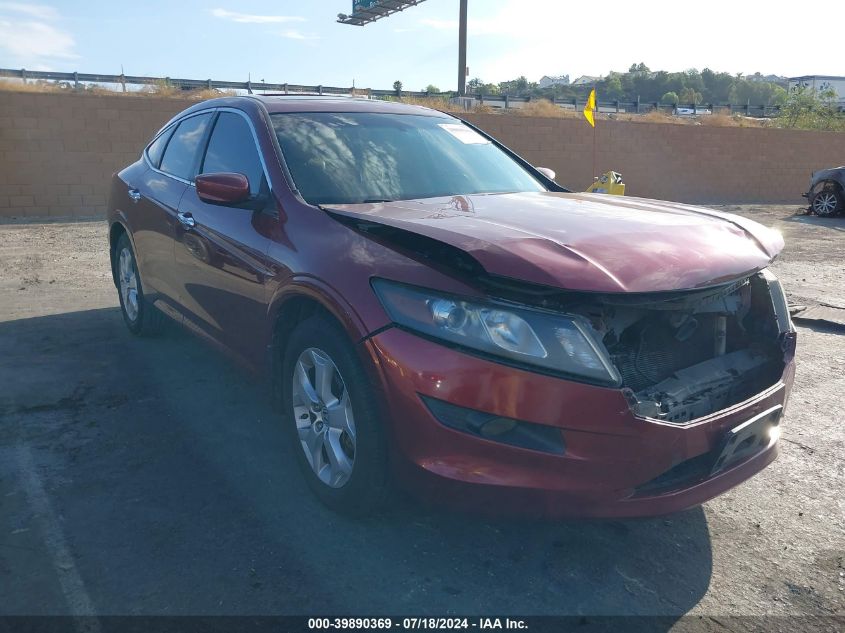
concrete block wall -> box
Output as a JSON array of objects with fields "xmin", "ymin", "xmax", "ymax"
[
  {"xmin": 463, "ymin": 114, "xmax": 842, "ymax": 204},
  {"xmin": 0, "ymin": 91, "xmax": 184, "ymax": 218},
  {"xmin": 1, "ymin": 90, "xmax": 842, "ymax": 218}
]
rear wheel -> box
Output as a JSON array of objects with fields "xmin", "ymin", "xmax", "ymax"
[
  {"xmin": 810, "ymin": 182, "xmax": 843, "ymax": 217},
  {"xmin": 114, "ymin": 233, "xmax": 165, "ymax": 336},
  {"xmin": 281, "ymin": 315, "xmax": 390, "ymax": 515}
]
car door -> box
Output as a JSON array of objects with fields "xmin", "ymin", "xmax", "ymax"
[
  {"xmin": 172, "ymin": 109, "xmax": 274, "ymax": 367},
  {"xmin": 123, "ymin": 123, "xmax": 186, "ymax": 308},
  {"xmin": 132, "ymin": 111, "xmax": 214, "ymax": 312}
]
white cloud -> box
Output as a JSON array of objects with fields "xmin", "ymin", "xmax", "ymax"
[
  {"xmin": 278, "ymin": 29, "xmax": 321, "ymax": 42},
  {"xmin": 419, "ymin": 18, "xmax": 456, "ymax": 30},
  {"xmin": 0, "ymin": 4, "xmax": 77, "ymax": 68},
  {"xmin": 211, "ymin": 8, "xmax": 305, "ymax": 24},
  {"xmin": 0, "ymin": 2, "xmax": 58, "ymax": 20}
]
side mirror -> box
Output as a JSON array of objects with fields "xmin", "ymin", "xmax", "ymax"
[
  {"xmin": 196, "ymin": 172, "xmax": 251, "ymax": 205},
  {"xmin": 535, "ymin": 167, "xmax": 556, "ymax": 181}
]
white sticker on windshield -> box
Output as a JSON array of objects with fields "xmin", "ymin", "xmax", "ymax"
[{"xmin": 438, "ymin": 123, "xmax": 490, "ymax": 145}]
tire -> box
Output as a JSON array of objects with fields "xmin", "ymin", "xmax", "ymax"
[
  {"xmin": 114, "ymin": 233, "xmax": 165, "ymax": 336},
  {"xmin": 280, "ymin": 315, "xmax": 390, "ymax": 515},
  {"xmin": 810, "ymin": 182, "xmax": 843, "ymax": 217}
]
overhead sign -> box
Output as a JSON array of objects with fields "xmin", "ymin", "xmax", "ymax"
[
  {"xmin": 353, "ymin": 0, "xmax": 379, "ymax": 12},
  {"xmin": 340, "ymin": 1, "xmax": 428, "ymax": 26}
]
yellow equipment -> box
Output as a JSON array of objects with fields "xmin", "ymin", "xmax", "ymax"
[{"xmin": 586, "ymin": 171, "xmax": 626, "ymax": 196}]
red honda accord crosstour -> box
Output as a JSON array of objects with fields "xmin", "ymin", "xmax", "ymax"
[{"xmin": 107, "ymin": 96, "xmax": 796, "ymax": 517}]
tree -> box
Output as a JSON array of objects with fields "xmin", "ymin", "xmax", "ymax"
[
  {"xmin": 424, "ymin": 84, "xmax": 441, "ymax": 94},
  {"xmin": 661, "ymin": 91, "xmax": 679, "ymax": 105},
  {"xmin": 679, "ymin": 86, "xmax": 702, "ymax": 104},
  {"xmin": 467, "ymin": 77, "xmax": 483, "ymax": 92},
  {"xmin": 603, "ymin": 74, "xmax": 624, "ymax": 100},
  {"xmin": 487, "ymin": 65, "xmax": 788, "ymax": 107},
  {"xmin": 393, "ymin": 80, "xmax": 403, "ymax": 95},
  {"xmin": 730, "ymin": 79, "xmax": 787, "ymax": 106},
  {"xmin": 466, "ymin": 77, "xmax": 499, "ymax": 95},
  {"xmin": 701, "ymin": 68, "xmax": 734, "ymax": 103},
  {"xmin": 498, "ymin": 75, "xmax": 530, "ymax": 94},
  {"xmin": 780, "ymin": 85, "xmax": 817, "ymax": 127}
]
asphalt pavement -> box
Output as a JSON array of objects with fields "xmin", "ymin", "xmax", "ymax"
[{"xmin": 0, "ymin": 208, "xmax": 842, "ymax": 628}]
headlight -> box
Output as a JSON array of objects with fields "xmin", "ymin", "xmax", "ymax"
[{"xmin": 372, "ymin": 279, "xmax": 620, "ymax": 385}]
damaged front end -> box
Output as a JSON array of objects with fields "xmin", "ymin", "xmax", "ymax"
[
  {"xmin": 543, "ymin": 270, "xmax": 794, "ymax": 423},
  {"xmin": 330, "ymin": 209, "xmax": 794, "ymax": 425}
]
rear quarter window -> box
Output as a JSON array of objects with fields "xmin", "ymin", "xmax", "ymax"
[
  {"xmin": 145, "ymin": 125, "xmax": 174, "ymax": 169},
  {"xmin": 159, "ymin": 113, "xmax": 213, "ymax": 181}
]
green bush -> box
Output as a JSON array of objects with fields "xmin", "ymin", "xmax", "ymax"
[{"xmin": 776, "ymin": 85, "xmax": 845, "ymax": 131}]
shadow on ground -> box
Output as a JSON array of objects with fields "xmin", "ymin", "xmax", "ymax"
[
  {"xmin": 0, "ymin": 308, "xmax": 713, "ymax": 620},
  {"xmin": 784, "ymin": 213, "xmax": 845, "ymax": 231}
]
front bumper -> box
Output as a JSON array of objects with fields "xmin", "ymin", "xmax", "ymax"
[{"xmin": 364, "ymin": 328, "xmax": 796, "ymax": 518}]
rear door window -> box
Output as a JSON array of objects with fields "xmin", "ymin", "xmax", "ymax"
[
  {"xmin": 201, "ymin": 112, "xmax": 264, "ymax": 195},
  {"xmin": 159, "ymin": 113, "xmax": 213, "ymax": 182}
]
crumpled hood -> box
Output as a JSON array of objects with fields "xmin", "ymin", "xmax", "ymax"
[{"xmin": 326, "ymin": 191, "xmax": 784, "ymax": 293}]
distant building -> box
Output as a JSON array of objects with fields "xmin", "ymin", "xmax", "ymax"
[
  {"xmin": 538, "ymin": 74, "xmax": 570, "ymax": 89},
  {"xmin": 788, "ymin": 75, "xmax": 845, "ymax": 105},
  {"xmin": 571, "ymin": 75, "xmax": 600, "ymax": 86}
]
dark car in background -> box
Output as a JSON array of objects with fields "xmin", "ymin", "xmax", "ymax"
[
  {"xmin": 805, "ymin": 166, "xmax": 845, "ymax": 216},
  {"xmin": 107, "ymin": 96, "xmax": 796, "ymax": 517}
]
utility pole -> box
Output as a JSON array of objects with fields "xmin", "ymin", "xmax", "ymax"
[{"xmin": 458, "ymin": 0, "xmax": 468, "ymax": 96}]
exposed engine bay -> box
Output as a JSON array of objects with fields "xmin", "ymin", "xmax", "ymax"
[
  {"xmin": 560, "ymin": 272, "xmax": 790, "ymax": 422},
  {"xmin": 471, "ymin": 268, "xmax": 790, "ymax": 424}
]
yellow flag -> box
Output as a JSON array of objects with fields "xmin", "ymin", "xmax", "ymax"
[{"xmin": 583, "ymin": 88, "xmax": 596, "ymax": 127}]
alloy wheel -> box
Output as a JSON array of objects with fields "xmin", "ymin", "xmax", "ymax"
[
  {"xmin": 118, "ymin": 247, "xmax": 139, "ymax": 322},
  {"xmin": 291, "ymin": 347, "xmax": 357, "ymax": 488},
  {"xmin": 812, "ymin": 191, "xmax": 839, "ymax": 216}
]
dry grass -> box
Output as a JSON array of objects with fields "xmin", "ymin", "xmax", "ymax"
[
  {"xmin": 0, "ymin": 79, "xmax": 236, "ymax": 101},
  {"xmin": 385, "ymin": 96, "xmax": 495, "ymax": 115},
  {"xmin": 515, "ymin": 100, "xmax": 580, "ymax": 119},
  {"xmin": 379, "ymin": 97, "xmax": 777, "ymax": 127},
  {"xmin": 0, "ymin": 79, "xmax": 65, "ymax": 93},
  {"xmin": 391, "ymin": 96, "xmax": 464, "ymax": 113},
  {"xmin": 698, "ymin": 113, "xmax": 767, "ymax": 128},
  {"xmin": 636, "ymin": 109, "xmax": 678, "ymax": 124},
  {"xmin": 190, "ymin": 88, "xmax": 237, "ymax": 100},
  {"xmin": 0, "ymin": 80, "xmax": 799, "ymax": 128},
  {"xmin": 604, "ymin": 109, "xmax": 771, "ymax": 128},
  {"xmin": 139, "ymin": 79, "xmax": 179, "ymax": 97}
]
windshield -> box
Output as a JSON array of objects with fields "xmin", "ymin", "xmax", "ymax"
[{"xmin": 270, "ymin": 112, "xmax": 546, "ymax": 205}]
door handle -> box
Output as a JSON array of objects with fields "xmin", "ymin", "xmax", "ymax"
[
  {"xmin": 128, "ymin": 189, "xmax": 141, "ymax": 203},
  {"xmin": 177, "ymin": 211, "xmax": 196, "ymax": 229}
]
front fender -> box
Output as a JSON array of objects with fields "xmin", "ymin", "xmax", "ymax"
[{"xmin": 266, "ymin": 275, "xmax": 387, "ymax": 345}]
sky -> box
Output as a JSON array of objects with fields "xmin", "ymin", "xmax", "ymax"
[{"xmin": 0, "ymin": 0, "xmax": 842, "ymax": 91}]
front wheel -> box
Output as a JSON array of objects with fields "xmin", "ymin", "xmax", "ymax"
[
  {"xmin": 810, "ymin": 183, "xmax": 843, "ymax": 217},
  {"xmin": 280, "ymin": 315, "xmax": 390, "ymax": 515}
]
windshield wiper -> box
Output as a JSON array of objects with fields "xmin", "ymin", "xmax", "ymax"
[{"xmin": 362, "ymin": 198, "xmax": 395, "ymax": 203}]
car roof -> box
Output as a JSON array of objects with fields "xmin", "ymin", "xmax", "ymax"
[
  {"xmin": 255, "ymin": 95, "xmax": 453, "ymax": 117},
  {"xmin": 187, "ymin": 94, "xmax": 455, "ymax": 117}
]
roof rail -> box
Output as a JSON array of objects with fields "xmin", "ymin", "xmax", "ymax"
[{"xmin": 254, "ymin": 93, "xmax": 368, "ymax": 99}]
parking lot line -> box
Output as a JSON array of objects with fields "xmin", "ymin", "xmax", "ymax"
[{"xmin": 16, "ymin": 443, "xmax": 102, "ymax": 633}]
